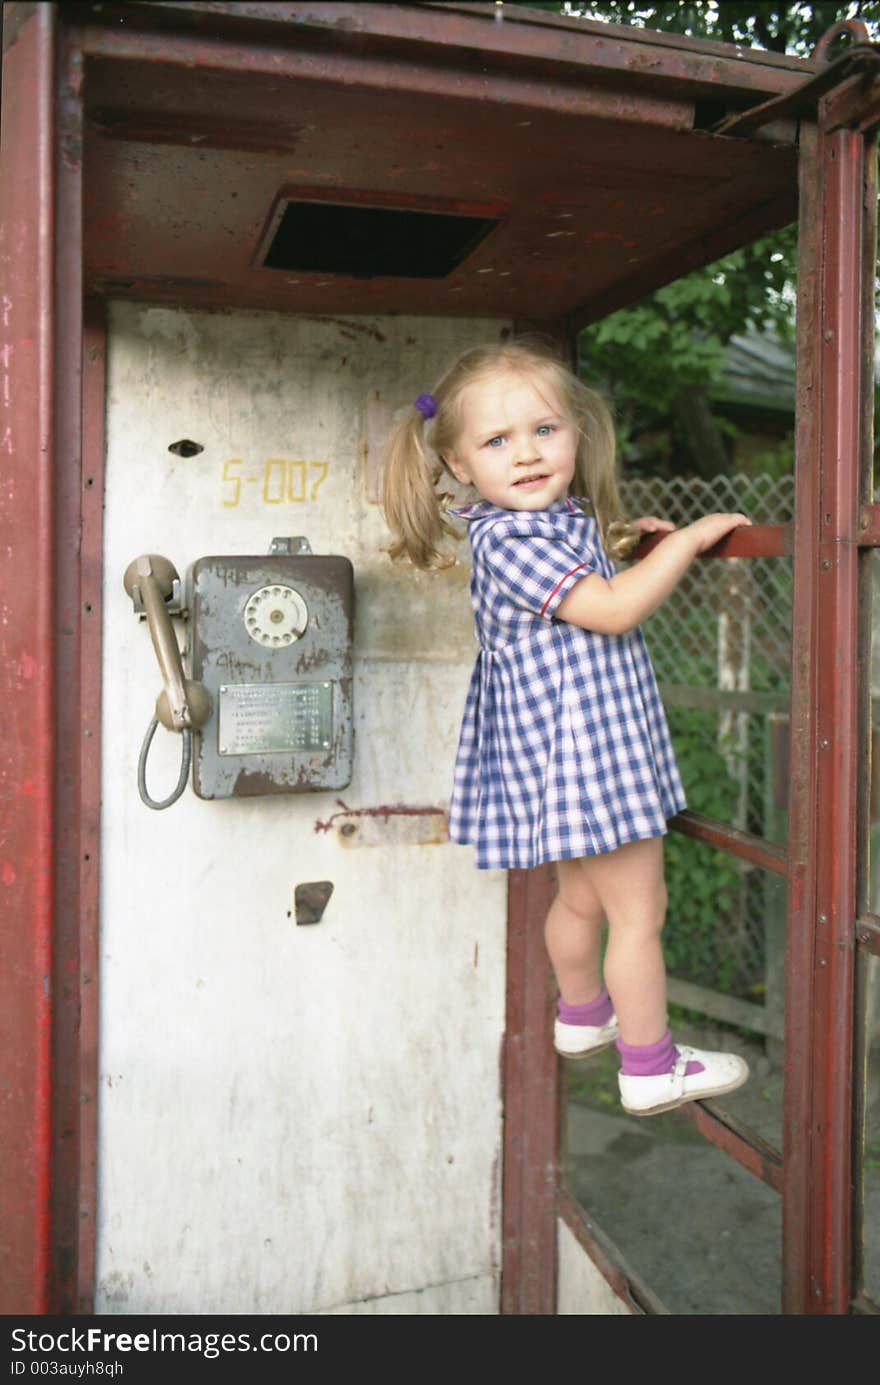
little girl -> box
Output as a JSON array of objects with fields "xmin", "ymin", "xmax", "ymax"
[{"xmin": 381, "ymin": 338, "xmax": 751, "ymax": 1117}]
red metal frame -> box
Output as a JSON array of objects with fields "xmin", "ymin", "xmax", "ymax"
[
  {"xmin": 556, "ymin": 1188, "xmax": 666, "ymax": 1315},
  {"xmin": 500, "ymin": 319, "xmax": 573, "ymax": 1316},
  {"xmin": 785, "ymin": 114, "xmax": 869, "ymax": 1314},
  {"xmin": 0, "ymin": 2, "xmax": 58, "ymax": 1315},
  {"xmin": 2, "ymin": 0, "xmax": 878, "ymax": 1318},
  {"xmin": 680, "ymin": 1100, "xmax": 784, "ymax": 1194},
  {"xmin": 670, "ymin": 808, "xmax": 787, "ymax": 877},
  {"xmin": 0, "ymin": 5, "xmax": 97, "ymax": 1316},
  {"xmin": 502, "ymin": 866, "xmax": 559, "ymax": 1314}
]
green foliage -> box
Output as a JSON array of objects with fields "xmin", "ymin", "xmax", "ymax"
[
  {"xmin": 663, "ymin": 707, "xmax": 745, "ymax": 991},
  {"xmin": 507, "ymin": 3, "xmax": 880, "ymax": 484},
  {"xmin": 578, "ymin": 226, "xmax": 798, "ymax": 472},
  {"xmin": 746, "ymin": 433, "xmax": 796, "ymax": 482},
  {"xmin": 583, "ymin": 228, "xmax": 796, "ymax": 399},
  {"xmin": 507, "ymin": 2, "xmax": 880, "ymax": 53}
]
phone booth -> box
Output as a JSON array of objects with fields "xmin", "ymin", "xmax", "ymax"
[{"xmin": 1, "ymin": 2, "xmax": 878, "ymax": 1316}]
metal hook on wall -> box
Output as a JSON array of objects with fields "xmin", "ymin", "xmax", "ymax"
[{"xmin": 812, "ymin": 18, "xmax": 872, "ymax": 69}]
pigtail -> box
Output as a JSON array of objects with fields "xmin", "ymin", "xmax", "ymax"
[
  {"xmin": 574, "ymin": 382, "xmax": 641, "ymax": 565},
  {"xmin": 381, "ymin": 408, "xmax": 459, "ymax": 570}
]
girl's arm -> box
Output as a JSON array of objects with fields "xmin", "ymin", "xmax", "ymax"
[{"xmin": 556, "ymin": 513, "xmax": 752, "ymax": 636}]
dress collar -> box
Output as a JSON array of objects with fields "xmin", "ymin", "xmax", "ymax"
[{"xmin": 450, "ymin": 496, "xmax": 589, "ymax": 521}]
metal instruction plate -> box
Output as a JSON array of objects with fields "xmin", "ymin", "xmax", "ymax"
[{"xmin": 218, "ymin": 681, "xmax": 333, "ymax": 756}]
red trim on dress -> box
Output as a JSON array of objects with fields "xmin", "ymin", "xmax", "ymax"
[{"xmin": 540, "ymin": 562, "xmax": 586, "ymax": 617}]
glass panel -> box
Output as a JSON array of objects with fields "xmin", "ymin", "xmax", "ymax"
[
  {"xmin": 634, "ymin": 514, "xmax": 792, "ymax": 1151},
  {"xmin": 647, "ymin": 547, "xmax": 793, "ymax": 856},
  {"xmin": 573, "ymin": 476, "xmax": 790, "ymax": 1307},
  {"xmin": 564, "ymin": 488, "xmax": 790, "ymax": 1308},
  {"xmin": 639, "ymin": 511, "xmax": 792, "ymax": 1110},
  {"xmin": 663, "ymin": 843, "xmax": 785, "ymax": 1152},
  {"xmin": 625, "ymin": 476, "xmax": 794, "ymax": 856},
  {"xmin": 566, "ymin": 1054, "xmax": 782, "ymax": 1314},
  {"xmin": 565, "ymin": 831, "xmax": 784, "ymax": 1311}
]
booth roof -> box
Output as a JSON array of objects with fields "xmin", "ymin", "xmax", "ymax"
[{"xmin": 76, "ymin": 1, "xmax": 810, "ymax": 323}]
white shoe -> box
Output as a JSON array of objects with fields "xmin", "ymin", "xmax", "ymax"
[
  {"xmin": 554, "ymin": 1013, "xmax": 619, "ymax": 1060},
  {"xmin": 618, "ymin": 1045, "xmax": 749, "ymax": 1116}
]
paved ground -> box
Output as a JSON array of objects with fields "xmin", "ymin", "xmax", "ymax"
[{"xmin": 564, "ymin": 1021, "xmax": 880, "ymax": 1315}]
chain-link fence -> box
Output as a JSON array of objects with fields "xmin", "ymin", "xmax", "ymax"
[{"xmin": 620, "ymin": 473, "xmax": 795, "ymax": 1038}]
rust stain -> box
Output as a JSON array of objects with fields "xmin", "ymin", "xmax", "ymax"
[
  {"xmin": 314, "ymin": 800, "xmax": 446, "ymax": 832},
  {"xmin": 297, "ymin": 316, "xmax": 387, "ymax": 344}
]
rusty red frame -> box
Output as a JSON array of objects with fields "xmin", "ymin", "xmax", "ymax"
[
  {"xmin": 0, "ymin": 1, "xmax": 57, "ymax": 1314},
  {"xmin": 2, "ymin": 0, "xmax": 878, "ymax": 1318}
]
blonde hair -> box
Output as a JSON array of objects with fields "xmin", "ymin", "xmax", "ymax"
[{"xmin": 381, "ymin": 337, "xmax": 640, "ymax": 570}]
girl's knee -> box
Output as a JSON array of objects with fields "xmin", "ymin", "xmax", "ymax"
[{"xmin": 607, "ymin": 889, "xmax": 667, "ymax": 939}]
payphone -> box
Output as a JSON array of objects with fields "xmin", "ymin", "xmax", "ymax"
[{"xmin": 125, "ymin": 539, "xmax": 354, "ymax": 807}]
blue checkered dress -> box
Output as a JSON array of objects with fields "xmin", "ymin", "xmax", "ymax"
[{"xmin": 447, "ymin": 497, "xmax": 687, "ymax": 870}]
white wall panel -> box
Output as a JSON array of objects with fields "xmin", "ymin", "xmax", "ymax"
[
  {"xmin": 556, "ymin": 1221, "xmax": 634, "ymax": 1316},
  {"xmin": 97, "ymin": 305, "xmax": 509, "ymax": 1314}
]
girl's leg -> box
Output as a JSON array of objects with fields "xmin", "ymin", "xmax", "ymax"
[
  {"xmin": 578, "ymin": 836, "xmax": 668, "ymax": 1047},
  {"xmin": 545, "ymin": 857, "xmax": 606, "ymax": 1005},
  {"xmin": 548, "ymin": 858, "xmax": 616, "ymax": 1059},
  {"xmin": 580, "ymin": 836, "xmax": 749, "ymax": 1114}
]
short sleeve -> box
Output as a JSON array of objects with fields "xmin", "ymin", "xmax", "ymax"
[{"xmin": 479, "ymin": 526, "xmax": 603, "ymax": 620}]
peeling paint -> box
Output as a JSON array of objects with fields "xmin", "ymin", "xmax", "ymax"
[
  {"xmin": 334, "ymin": 809, "xmax": 448, "ymax": 848},
  {"xmin": 314, "ymin": 800, "xmax": 445, "ymax": 833},
  {"xmin": 97, "ymin": 305, "xmax": 507, "ymax": 1314},
  {"xmin": 298, "ymin": 316, "xmax": 387, "ymax": 344}
]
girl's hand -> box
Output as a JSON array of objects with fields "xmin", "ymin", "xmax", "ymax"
[
  {"xmin": 688, "ymin": 512, "xmax": 753, "ymax": 555},
  {"xmin": 561, "ymin": 513, "xmax": 751, "ymax": 636},
  {"xmin": 633, "ymin": 515, "xmax": 675, "ymax": 534}
]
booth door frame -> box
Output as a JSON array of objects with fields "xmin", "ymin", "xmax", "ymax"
[
  {"xmin": 2, "ymin": 2, "xmax": 879, "ymax": 1316},
  {"xmin": 550, "ymin": 105, "xmax": 880, "ymax": 1317}
]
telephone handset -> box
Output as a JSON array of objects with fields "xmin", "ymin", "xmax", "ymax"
[
  {"xmin": 123, "ymin": 554, "xmax": 213, "ymax": 809},
  {"xmin": 125, "ymin": 540, "xmax": 354, "ymax": 808}
]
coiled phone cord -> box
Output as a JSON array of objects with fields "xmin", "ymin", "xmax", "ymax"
[{"xmin": 137, "ymin": 717, "xmax": 192, "ymax": 810}]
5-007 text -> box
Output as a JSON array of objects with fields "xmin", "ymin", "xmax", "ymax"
[{"xmin": 222, "ymin": 458, "xmax": 329, "ymax": 507}]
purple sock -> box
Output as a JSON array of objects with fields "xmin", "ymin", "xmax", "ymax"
[
  {"xmin": 616, "ymin": 1029, "xmax": 704, "ymax": 1077},
  {"xmin": 557, "ymin": 990, "xmax": 614, "ymax": 1027}
]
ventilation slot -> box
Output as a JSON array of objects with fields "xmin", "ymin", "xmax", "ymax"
[{"xmin": 262, "ymin": 200, "xmax": 499, "ymax": 279}]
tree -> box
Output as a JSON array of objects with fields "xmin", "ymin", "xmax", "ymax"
[
  {"xmin": 579, "ymin": 228, "xmax": 797, "ymax": 478},
  {"xmin": 536, "ymin": 2, "xmax": 880, "ymax": 54},
  {"xmin": 508, "ymin": 2, "xmax": 880, "ymax": 479}
]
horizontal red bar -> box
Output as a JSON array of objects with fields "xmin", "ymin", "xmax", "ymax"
[
  {"xmin": 637, "ymin": 523, "xmax": 789, "ymax": 560},
  {"xmin": 670, "ymin": 809, "xmax": 788, "ymax": 876},
  {"xmin": 556, "ymin": 1188, "xmax": 667, "ymax": 1315},
  {"xmin": 680, "ymin": 1099, "xmax": 784, "ymax": 1193},
  {"xmin": 823, "ymin": 71, "xmax": 880, "ymax": 134}
]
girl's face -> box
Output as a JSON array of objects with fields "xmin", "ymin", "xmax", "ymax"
[{"xmin": 443, "ymin": 368, "xmax": 578, "ymax": 512}]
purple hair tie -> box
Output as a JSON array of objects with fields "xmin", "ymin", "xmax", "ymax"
[{"xmin": 414, "ymin": 393, "xmax": 437, "ymax": 420}]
